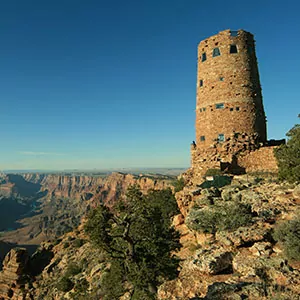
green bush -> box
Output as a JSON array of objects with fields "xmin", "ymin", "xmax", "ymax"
[
  {"xmin": 65, "ymin": 263, "xmax": 82, "ymax": 277},
  {"xmin": 274, "ymin": 116, "xmax": 300, "ymax": 183},
  {"xmin": 56, "ymin": 276, "xmax": 74, "ymax": 292},
  {"xmin": 172, "ymin": 177, "xmax": 185, "ymax": 192},
  {"xmin": 187, "ymin": 201, "xmax": 252, "ymax": 234},
  {"xmin": 73, "ymin": 238, "xmax": 85, "ymax": 248},
  {"xmin": 273, "ymin": 215, "xmax": 300, "ymax": 261}
]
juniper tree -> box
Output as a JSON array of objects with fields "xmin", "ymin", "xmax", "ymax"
[
  {"xmin": 274, "ymin": 115, "xmax": 300, "ymax": 183},
  {"xmin": 85, "ymin": 185, "xmax": 181, "ymax": 299}
]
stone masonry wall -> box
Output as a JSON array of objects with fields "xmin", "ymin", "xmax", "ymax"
[
  {"xmin": 190, "ymin": 132, "xmax": 278, "ymax": 183},
  {"xmin": 195, "ymin": 29, "xmax": 266, "ymax": 149},
  {"xmin": 238, "ymin": 146, "xmax": 278, "ymax": 173}
]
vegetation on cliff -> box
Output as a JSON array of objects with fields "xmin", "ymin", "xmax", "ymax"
[
  {"xmin": 274, "ymin": 116, "xmax": 300, "ymax": 183},
  {"xmin": 186, "ymin": 201, "xmax": 252, "ymax": 235},
  {"xmin": 274, "ymin": 214, "xmax": 300, "ymax": 262},
  {"xmin": 85, "ymin": 185, "xmax": 181, "ymax": 299}
]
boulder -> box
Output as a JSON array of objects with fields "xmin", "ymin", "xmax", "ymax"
[
  {"xmin": 293, "ymin": 184, "xmax": 300, "ymax": 199},
  {"xmin": 187, "ymin": 248, "xmax": 233, "ymax": 275}
]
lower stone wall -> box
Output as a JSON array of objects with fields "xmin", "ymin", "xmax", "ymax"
[
  {"xmin": 238, "ymin": 146, "xmax": 278, "ymax": 173},
  {"xmin": 190, "ymin": 141, "xmax": 278, "ymax": 184}
]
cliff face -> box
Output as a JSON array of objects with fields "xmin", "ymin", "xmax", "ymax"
[
  {"xmin": 22, "ymin": 172, "xmax": 172, "ymax": 203},
  {"xmin": 0, "ymin": 173, "xmax": 174, "ymax": 246}
]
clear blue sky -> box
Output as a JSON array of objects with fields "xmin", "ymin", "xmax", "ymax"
[{"xmin": 0, "ymin": 0, "xmax": 299, "ymax": 170}]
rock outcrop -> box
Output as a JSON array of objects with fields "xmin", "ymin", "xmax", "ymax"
[
  {"xmin": 0, "ymin": 248, "xmax": 32, "ymax": 300},
  {"xmin": 161, "ymin": 175, "xmax": 300, "ymax": 299}
]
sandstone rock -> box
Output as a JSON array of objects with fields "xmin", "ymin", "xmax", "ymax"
[
  {"xmin": 293, "ymin": 184, "xmax": 300, "ymax": 199},
  {"xmin": 175, "ymin": 190, "xmax": 193, "ymax": 217},
  {"xmin": 0, "ymin": 248, "xmax": 32, "ymax": 299},
  {"xmin": 233, "ymin": 252, "xmax": 293, "ymax": 282},
  {"xmin": 187, "ymin": 248, "xmax": 233, "ymax": 275},
  {"xmin": 203, "ymin": 281, "xmax": 265, "ymax": 300},
  {"xmin": 249, "ymin": 242, "xmax": 273, "ymax": 257},
  {"xmin": 172, "ymin": 214, "xmax": 185, "ymax": 227},
  {"xmin": 216, "ymin": 223, "xmax": 272, "ymax": 247}
]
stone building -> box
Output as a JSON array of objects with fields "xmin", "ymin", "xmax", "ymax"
[{"xmin": 191, "ymin": 29, "xmax": 281, "ymax": 181}]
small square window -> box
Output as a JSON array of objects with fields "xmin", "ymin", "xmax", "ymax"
[
  {"xmin": 199, "ymin": 79, "xmax": 203, "ymax": 87},
  {"xmin": 200, "ymin": 136, "xmax": 205, "ymax": 141},
  {"xmin": 203, "ymin": 107, "xmax": 206, "ymax": 112},
  {"xmin": 230, "ymin": 108, "xmax": 234, "ymax": 111},
  {"xmin": 230, "ymin": 31, "xmax": 238, "ymax": 37},
  {"xmin": 230, "ymin": 45, "xmax": 238, "ymax": 54},
  {"xmin": 212, "ymin": 47, "xmax": 221, "ymax": 57},
  {"xmin": 200, "ymin": 108, "xmax": 202, "ymax": 112},
  {"xmin": 218, "ymin": 134, "xmax": 225, "ymax": 142},
  {"xmin": 219, "ymin": 77, "xmax": 224, "ymax": 81},
  {"xmin": 215, "ymin": 103, "xmax": 224, "ymax": 109},
  {"xmin": 201, "ymin": 53, "xmax": 207, "ymax": 62},
  {"xmin": 236, "ymin": 107, "xmax": 240, "ymax": 111}
]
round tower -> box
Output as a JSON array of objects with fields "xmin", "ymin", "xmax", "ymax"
[{"xmin": 195, "ymin": 29, "xmax": 267, "ymax": 149}]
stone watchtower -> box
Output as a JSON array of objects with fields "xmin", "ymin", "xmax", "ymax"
[
  {"xmin": 191, "ymin": 29, "xmax": 279, "ymax": 179},
  {"xmin": 195, "ymin": 29, "xmax": 266, "ymax": 148}
]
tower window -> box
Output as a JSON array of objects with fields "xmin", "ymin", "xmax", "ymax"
[
  {"xmin": 236, "ymin": 107, "xmax": 240, "ymax": 111},
  {"xmin": 219, "ymin": 77, "xmax": 224, "ymax": 81},
  {"xmin": 215, "ymin": 103, "xmax": 224, "ymax": 109},
  {"xmin": 200, "ymin": 136, "xmax": 205, "ymax": 141},
  {"xmin": 230, "ymin": 31, "xmax": 238, "ymax": 37},
  {"xmin": 199, "ymin": 79, "xmax": 203, "ymax": 87},
  {"xmin": 203, "ymin": 107, "xmax": 206, "ymax": 112},
  {"xmin": 201, "ymin": 53, "xmax": 207, "ymax": 62},
  {"xmin": 212, "ymin": 47, "xmax": 221, "ymax": 57},
  {"xmin": 230, "ymin": 45, "xmax": 238, "ymax": 54},
  {"xmin": 218, "ymin": 134, "xmax": 225, "ymax": 142},
  {"xmin": 230, "ymin": 108, "xmax": 234, "ymax": 111}
]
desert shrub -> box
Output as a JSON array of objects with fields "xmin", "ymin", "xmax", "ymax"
[
  {"xmin": 56, "ymin": 276, "xmax": 74, "ymax": 292},
  {"xmin": 274, "ymin": 116, "xmax": 300, "ymax": 183},
  {"xmin": 73, "ymin": 238, "xmax": 85, "ymax": 248},
  {"xmin": 70, "ymin": 278, "xmax": 90, "ymax": 299},
  {"xmin": 172, "ymin": 177, "xmax": 185, "ymax": 192},
  {"xmin": 187, "ymin": 201, "xmax": 252, "ymax": 234},
  {"xmin": 273, "ymin": 215, "xmax": 300, "ymax": 261},
  {"xmin": 65, "ymin": 263, "xmax": 82, "ymax": 277}
]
